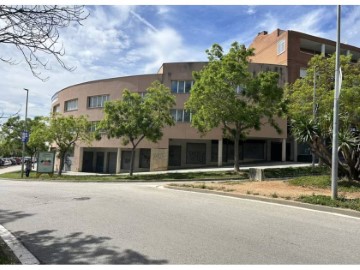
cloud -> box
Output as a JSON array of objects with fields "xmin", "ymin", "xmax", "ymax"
[
  {"xmin": 157, "ymin": 6, "xmax": 171, "ymax": 15},
  {"xmin": 246, "ymin": 6, "xmax": 256, "ymax": 15},
  {"xmin": 2, "ymin": 5, "xmax": 360, "ymax": 121},
  {"xmin": 341, "ymin": 6, "xmax": 360, "ymax": 45},
  {"xmin": 286, "ymin": 8, "xmax": 331, "ymax": 37},
  {"xmin": 130, "ymin": 10, "xmax": 158, "ymax": 32}
]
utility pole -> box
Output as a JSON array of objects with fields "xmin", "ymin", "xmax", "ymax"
[
  {"xmin": 331, "ymin": 5, "xmax": 341, "ymax": 200},
  {"xmin": 21, "ymin": 88, "xmax": 29, "ymax": 178}
]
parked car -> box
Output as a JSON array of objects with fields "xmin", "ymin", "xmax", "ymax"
[
  {"xmin": 0, "ymin": 159, "xmax": 4, "ymax": 166},
  {"xmin": 14, "ymin": 157, "xmax": 22, "ymax": 165},
  {"xmin": 9, "ymin": 158, "xmax": 17, "ymax": 165},
  {"xmin": 0, "ymin": 158, "xmax": 12, "ymax": 166}
]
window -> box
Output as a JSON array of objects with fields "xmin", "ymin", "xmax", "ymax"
[
  {"xmin": 169, "ymin": 145, "xmax": 181, "ymax": 166},
  {"xmin": 183, "ymin": 110, "xmax": 191, "ymax": 122},
  {"xmin": 300, "ymin": 68, "xmax": 307, "ymax": 78},
  {"xmin": 171, "ymin": 80, "xmax": 194, "ymax": 93},
  {"xmin": 139, "ymin": 149, "xmax": 151, "ymax": 168},
  {"xmin": 185, "ymin": 81, "xmax": 192, "ymax": 93},
  {"xmin": 138, "ymin": 92, "xmax": 147, "ymax": 98},
  {"xmin": 170, "ymin": 109, "xmax": 192, "ymax": 123},
  {"xmin": 186, "ymin": 143, "xmax": 206, "ymax": 164},
  {"xmin": 235, "ymin": 85, "xmax": 245, "ymax": 95},
  {"xmin": 53, "ymin": 105, "xmax": 60, "ymax": 113},
  {"xmin": 65, "ymin": 99, "xmax": 78, "ymax": 112},
  {"xmin": 277, "ymin": 39, "xmax": 286, "ymax": 55},
  {"xmin": 89, "ymin": 121, "xmax": 99, "ymax": 132},
  {"xmin": 88, "ymin": 95, "xmax": 109, "ymax": 108}
]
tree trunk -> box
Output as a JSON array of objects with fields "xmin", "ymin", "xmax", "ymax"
[
  {"xmin": 129, "ymin": 147, "xmax": 135, "ymax": 177},
  {"xmin": 58, "ymin": 153, "xmax": 65, "ymax": 176},
  {"xmin": 233, "ymin": 132, "xmax": 240, "ymax": 172}
]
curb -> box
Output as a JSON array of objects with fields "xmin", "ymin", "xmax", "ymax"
[
  {"xmin": 165, "ymin": 186, "xmax": 360, "ymax": 219},
  {"xmin": 0, "ymin": 176, "xmax": 247, "ymax": 183},
  {"xmin": 0, "ymin": 225, "xmax": 40, "ymax": 265}
]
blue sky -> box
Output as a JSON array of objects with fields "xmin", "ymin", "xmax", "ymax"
[{"xmin": 1, "ymin": 5, "xmax": 360, "ymax": 119}]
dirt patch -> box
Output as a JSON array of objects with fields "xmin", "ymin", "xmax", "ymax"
[{"xmin": 188, "ymin": 180, "xmax": 360, "ymax": 200}]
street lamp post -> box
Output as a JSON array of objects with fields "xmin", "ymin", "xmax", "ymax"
[
  {"xmin": 312, "ymin": 66, "xmax": 317, "ymax": 169},
  {"xmin": 21, "ymin": 88, "xmax": 29, "ymax": 178},
  {"xmin": 331, "ymin": 5, "xmax": 341, "ymax": 199}
]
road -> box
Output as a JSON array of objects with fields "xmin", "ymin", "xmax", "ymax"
[{"xmin": 0, "ymin": 179, "xmax": 360, "ymax": 264}]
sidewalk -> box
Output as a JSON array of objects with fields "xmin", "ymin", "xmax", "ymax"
[
  {"xmin": 58, "ymin": 162, "xmax": 312, "ymax": 176},
  {"xmin": 1, "ymin": 162, "xmax": 313, "ymax": 177}
]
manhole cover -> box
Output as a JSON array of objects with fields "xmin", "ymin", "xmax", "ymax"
[{"xmin": 73, "ymin": 197, "xmax": 91, "ymax": 201}]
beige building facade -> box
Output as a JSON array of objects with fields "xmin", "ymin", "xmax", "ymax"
[
  {"xmin": 249, "ymin": 29, "xmax": 360, "ymax": 162},
  {"xmin": 51, "ymin": 61, "xmax": 288, "ymax": 173}
]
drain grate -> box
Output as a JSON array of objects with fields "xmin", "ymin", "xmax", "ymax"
[{"xmin": 73, "ymin": 197, "xmax": 90, "ymax": 201}]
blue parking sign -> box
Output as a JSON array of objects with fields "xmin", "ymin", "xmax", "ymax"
[{"xmin": 21, "ymin": 131, "xmax": 29, "ymax": 143}]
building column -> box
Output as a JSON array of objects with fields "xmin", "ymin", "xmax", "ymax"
[
  {"xmin": 293, "ymin": 139, "xmax": 298, "ymax": 162},
  {"xmin": 282, "ymin": 139, "xmax": 286, "ymax": 162},
  {"xmin": 77, "ymin": 147, "xmax": 84, "ymax": 172},
  {"xmin": 321, "ymin": 44, "xmax": 326, "ymax": 56},
  {"xmin": 218, "ymin": 139, "xmax": 223, "ymax": 167},
  {"xmin": 116, "ymin": 147, "xmax": 121, "ymax": 174}
]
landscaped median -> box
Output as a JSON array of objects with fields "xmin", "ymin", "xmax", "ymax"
[
  {"xmin": 166, "ymin": 175, "xmax": 360, "ymax": 212},
  {"xmin": 0, "ymin": 236, "xmax": 20, "ymax": 265}
]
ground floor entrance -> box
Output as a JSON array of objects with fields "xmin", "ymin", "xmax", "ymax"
[{"xmin": 77, "ymin": 137, "xmax": 290, "ymax": 173}]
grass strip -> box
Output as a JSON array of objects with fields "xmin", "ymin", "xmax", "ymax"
[
  {"xmin": 0, "ymin": 171, "xmax": 248, "ymax": 182},
  {"xmin": 297, "ymin": 195, "xmax": 360, "ymax": 212}
]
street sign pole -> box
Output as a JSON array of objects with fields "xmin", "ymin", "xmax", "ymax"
[{"xmin": 21, "ymin": 89, "xmax": 29, "ymax": 178}]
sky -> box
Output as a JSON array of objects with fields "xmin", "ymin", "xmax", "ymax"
[{"xmin": 1, "ymin": 4, "xmax": 360, "ymax": 120}]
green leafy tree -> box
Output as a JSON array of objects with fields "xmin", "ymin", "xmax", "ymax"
[
  {"xmin": 0, "ymin": 116, "xmax": 23, "ymax": 156},
  {"xmin": 286, "ymin": 54, "xmax": 360, "ymax": 181},
  {"xmin": 27, "ymin": 117, "xmax": 51, "ymax": 159},
  {"xmin": 0, "ymin": 116, "xmax": 49, "ymax": 159},
  {"xmin": 185, "ymin": 42, "xmax": 284, "ymax": 172},
  {"xmin": 97, "ymin": 81, "xmax": 175, "ymax": 176},
  {"xmin": 48, "ymin": 114, "xmax": 93, "ymax": 176}
]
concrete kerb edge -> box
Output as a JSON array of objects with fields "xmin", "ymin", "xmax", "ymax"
[
  {"xmin": 0, "ymin": 224, "xmax": 40, "ymax": 265},
  {"xmin": 0, "ymin": 176, "xmax": 247, "ymax": 183},
  {"xmin": 165, "ymin": 185, "xmax": 360, "ymax": 219}
]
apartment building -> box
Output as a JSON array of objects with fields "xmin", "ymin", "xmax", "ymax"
[
  {"xmin": 51, "ymin": 62, "xmax": 288, "ymax": 173},
  {"xmin": 249, "ymin": 29, "xmax": 360, "ymax": 161},
  {"xmin": 51, "ymin": 29, "xmax": 360, "ymax": 173},
  {"xmin": 250, "ymin": 29, "xmax": 360, "ymax": 82}
]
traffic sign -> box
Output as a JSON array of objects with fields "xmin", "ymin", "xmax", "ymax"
[{"xmin": 21, "ymin": 131, "xmax": 29, "ymax": 143}]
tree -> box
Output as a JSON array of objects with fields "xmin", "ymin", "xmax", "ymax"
[
  {"xmin": 97, "ymin": 81, "xmax": 176, "ymax": 176},
  {"xmin": 185, "ymin": 42, "xmax": 284, "ymax": 172},
  {"xmin": 48, "ymin": 114, "xmax": 93, "ymax": 176},
  {"xmin": 27, "ymin": 117, "xmax": 51, "ymax": 159},
  {"xmin": 0, "ymin": 5, "xmax": 88, "ymax": 81},
  {"xmin": 286, "ymin": 54, "xmax": 360, "ymax": 181},
  {"xmin": 0, "ymin": 115, "xmax": 49, "ymax": 158}
]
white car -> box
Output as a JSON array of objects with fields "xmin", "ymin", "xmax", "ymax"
[{"xmin": 1, "ymin": 158, "xmax": 12, "ymax": 166}]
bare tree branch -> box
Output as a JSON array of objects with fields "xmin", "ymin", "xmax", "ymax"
[{"xmin": 0, "ymin": 5, "xmax": 89, "ymax": 81}]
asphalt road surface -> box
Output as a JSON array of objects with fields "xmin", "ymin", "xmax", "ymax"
[{"xmin": 0, "ymin": 179, "xmax": 360, "ymax": 264}]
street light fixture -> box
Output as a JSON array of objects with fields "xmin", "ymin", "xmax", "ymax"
[{"xmin": 21, "ymin": 88, "xmax": 29, "ymax": 178}]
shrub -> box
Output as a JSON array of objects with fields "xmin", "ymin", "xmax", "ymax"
[{"xmin": 264, "ymin": 166, "xmax": 330, "ymax": 179}]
